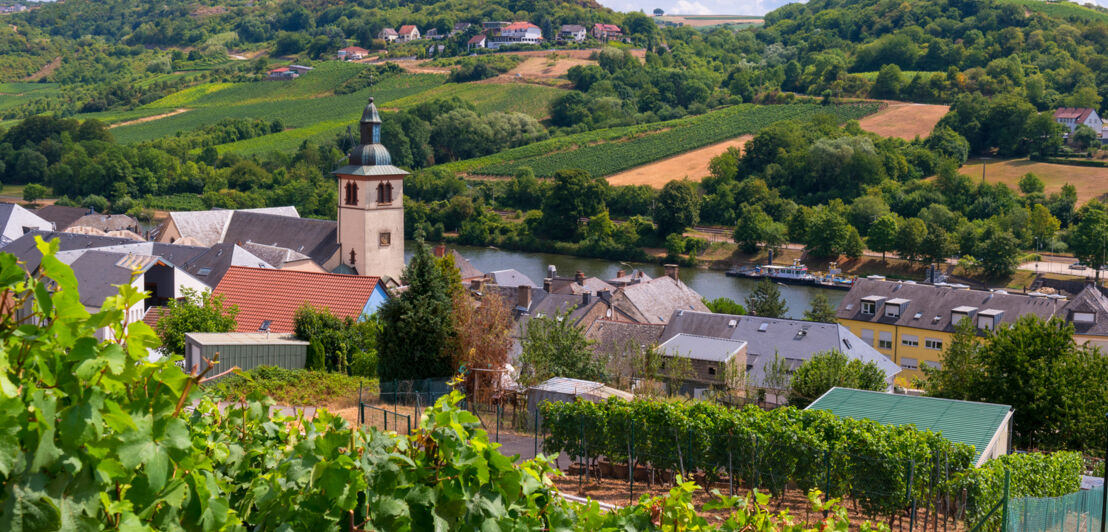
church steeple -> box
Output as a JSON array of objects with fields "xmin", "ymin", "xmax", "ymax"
[
  {"xmin": 359, "ymin": 96, "xmax": 381, "ymax": 145},
  {"xmin": 347, "ymin": 97, "xmax": 392, "ymax": 168}
]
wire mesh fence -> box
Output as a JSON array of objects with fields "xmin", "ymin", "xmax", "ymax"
[
  {"xmin": 1006, "ymin": 486, "xmax": 1104, "ymax": 532},
  {"xmin": 358, "ymin": 403, "xmax": 412, "ymax": 434}
]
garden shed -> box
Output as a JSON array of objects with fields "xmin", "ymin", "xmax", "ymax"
[
  {"xmin": 527, "ymin": 377, "xmax": 632, "ymax": 422},
  {"xmin": 184, "ymin": 332, "xmax": 308, "ymax": 377},
  {"xmin": 806, "ymin": 387, "xmax": 1013, "ymax": 466}
]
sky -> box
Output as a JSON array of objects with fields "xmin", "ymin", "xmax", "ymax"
[{"xmin": 597, "ymin": 0, "xmax": 1108, "ymax": 16}]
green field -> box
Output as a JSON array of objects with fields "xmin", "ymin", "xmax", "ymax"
[
  {"xmin": 469, "ymin": 102, "xmax": 882, "ymax": 177},
  {"xmin": 106, "ymin": 62, "xmax": 446, "ymax": 145},
  {"xmin": 0, "ymin": 82, "xmax": 62, "ymax": 114},
  {"xmin": 386, "ymin": 82, "xmax": 566, "ymax": 119},
  {"xmin": 999, "ymin": 0, "xmax": 1108, "ymax": 23}
]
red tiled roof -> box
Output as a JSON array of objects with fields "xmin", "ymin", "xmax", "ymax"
[
  {"xmin": 468, "ymin": 34, "xmax": 487, "ymax": 44},
  {"xmin": 504, "ymin": 21, "xmax": 540, "ymax": 30},
  {"xmin": 594, "ymin": 23, "xmax": 621, "ymax": 32},
  {"xmin": 213, "ymin": 266, "xmax": 381, "ymax": 333},
  {"xmin": 340, "ymin": 46, "xmax": 369, "ymax": 53},
  {"xmin": 1054, "ymin": 107, "xmax": 1094, "ymax": 122},
  {"xmin": 399, "ymin": 25, "xmax": 418, "ymax": 34},
  {"xmin": 269, "ymin": 67, "xmax": 290, "ymax": 73}
]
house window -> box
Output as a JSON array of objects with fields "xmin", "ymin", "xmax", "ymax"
[
  {"xmin": 925, "ymin": 338, "xmax": 943, "ymax": 350},
  {"xmin": 923, "ymin": 360, "xmax": 941, "ymax": 370},
  {"xmin": 885, "ymin": 305, "xmax": 901, "ymax": 318},
  {"xmin": 860, "ymin": 329, "xmax": 874, "ymax": 346},
  {"xmin": 900, "ymin": 357, "xmax": 919, "ymax": 370},
  {"xmin": 977, "ymin": 316, "xmax": 995, "ymax": 330},
  {"xmin": 376, "ymin": 181, "xmax": 394, "ymax": 204},
  {"xmin": 344, "ymin": 181, "xmax": 359, "ymax": 206},
  {"xmin": 901, "ymin": 335, "xmax": 918, "ymax": 347},
  {"xmin": 708, "ymin": 367, "xmax": 716, "ymax": 376},
  {"xmin": 861, "ymin": 301, "xmax": 875, "ymax": 314},
  {"xmin": 379, "ymin": 232, "xmax": 391, "ymax": 247},
  {"xmin": 878, "ymin": 331, "xmax": 892, "ymax": 350},
  {"xmin": 1073, "ymin": 312, "xmax": 1095, "ymax": 323},
  {"xmin": 952, "ymin": 312, "xmax": 967, "ymax": 325}
]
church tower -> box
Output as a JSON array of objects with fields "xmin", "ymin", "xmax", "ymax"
[{"xmin": 334, "ymin": 97, "xmax": 408, "ymax": 281}]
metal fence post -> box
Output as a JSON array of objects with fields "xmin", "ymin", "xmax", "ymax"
[
  {"xmin": 629, "ymin": 418, "xmax": 635, "ymax": 504},
  {"xmin": 908, "ymin": 460, "xmax": 916, "ymax": 532},
  {"xmin": 1102, "ymin": 412, "xmax": 1108, "ymax": 532},
  {"xmin": 728, "ymin": 432, "xmax": 734, "ymax": 497},
  {"xmin": 496, "ymin": 404, "xmax": 501, "ymax": 443},
  {"xmin": 823, "ymin": 449, "xmax": 831, "ymax": 517},
  {"xmin": 580, "ymin": 420, "xmax": 586, "ymax": 492},
  {"xmin": 406, "ymin": 413, "xmax": 411, "ymax": 435},
  {"xmin": 1002, "ymin": 468, "xmax": 1011, "ymax": 532},
  {"xmin": 383, "ymin": 409, "xmax": 387, "ymax": 431}
]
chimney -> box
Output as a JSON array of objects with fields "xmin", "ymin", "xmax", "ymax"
[
  {"xmin": 543, "ymin": 277, "xmax": 552, "ymax": 292},
  {"xmin": 518, "ymin": 285, "xmax": 532, "ymax": 309},
  {"xmin": 433, "ymin": 244, "xmax": 446, "ymax": 258},
  {"xmin": 547, "ymin": 265, "xmax": 557, "ymax": 279},
  {"xmin": 575, "ymin": 270, "xmax": 585, "ymax": 285},
  {"xmin": 598, "ymin": 289, "xmax": 612, "ymax": 303},
  {"xmin": 664, "ymin": 264, "xmax": 679, "ymax": 281},
  {"xmin": 616, "ymin": 269, "xmax": 626, "ymax": 278},
  {"xmin": 582, "ymin": 291, "xmax": 591, "ymax": 306}
]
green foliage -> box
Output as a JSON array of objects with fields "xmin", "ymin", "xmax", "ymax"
[
  {"xmin": 155, "ymin": 287, "xmax": 238, "ymax": 357},
  {"xmin": 293, "ymin": 304, "xmax": 379, "ymax": 374},
  {"xmin": 745, "ymin": 277, "xmax": 789, "ymax": 318},
  {"xmin": 803, "ymin": 293, "xmax": 838, "ymax": 323},
  {"xmin": 21, "ymin": 183, "xmax": 48, "ymax": 203},
  {"xmin": 655, "ymin": 179, "xmax": 700, "ymax": 236},
  {"xmin": 378, "ymin": 240, "xmax": 455, "ymax": 381},
  {"xmin": 956, "ymin": 451, "xmax": 1083, "ymax": 531},
  {"xmin": 519, "ymin": 308, "xmax": 606, "ymax": 387},
  {"xmin": 926, "ymin": 316, "xmax": 1108, "ymax": 452},
  {"xmin": 705, "ymin": 297, "xmax": 746, "ymax": 315},
  {"xmin": 540, "ymin": 397, "xmax": 975, "ymax": 515},
  {"xmin": 539, "ymin": 168, "xmax": 606, "ymax": 241},
  {"xmin": 306, "ymin": 338, "xmax": 325, "ymax": 370},
  {"xmin": 210, "ymin": 365, "xmax": 372, "ymax": 406},
  {"xmin": 787, "ymin": 351, "xmax": 887, "ymax": 407}
]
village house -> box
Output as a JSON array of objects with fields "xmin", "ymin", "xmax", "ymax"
[
  {"xmin": 266, "ymin": 67, "xmax": 298, "ymax": 80},
  {"xmin": 451, "ymin": 22, "xmax": 473, "ymax": 35},
  {"xmin": 488, "ymin": 21, "xmax": 543, "ymax": 49},
  {"xmin": 558, "ymin": 24, "xmax": 587, "ymax": 42},
  {"xmin": 212, "ymin": 266, "xmax": 388, "ymax": 333},
  {"xmin": 0, "ymin": 203, "xmax": 53, "ymax": 247},
  {"xmin": 609, "ymin": 265, "xmax": 709, "ymax": 324},
  {"xmin": 377, "ymin": 29, "xmax": 398, "ymax": 43},
  {"xmin": 836, "ymin": 278, "xmax": 1108, "ymax": 379},
  {"xmin": 338, "ymin": 46, "xmax": 371, "ymax": 60},
  {"xmin": 467, "ymin": 33, "xmax": 487, "ymax": 50},
  {"xmin": 657, "ymin": 334, "xmax": 748, "ymax": 396},
  {"xmin": 592, "ymin": 23, "xmax": 622, "ymax": 41},
  {"xmin": 425, "ymin": 28, "xmax": 443, "ymax": 40},
  {"xmin": 397, "ymin": 25, "xmax": 421, "ymax": 42},
  {"xmin": 1053, "ymin": 107, "xmax": 1103, "ymax": 138}
]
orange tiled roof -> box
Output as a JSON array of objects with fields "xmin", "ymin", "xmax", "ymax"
[
  {"xmin": 213, "ymin": 266, "xmax": 381, "ymax": 333},
  {"xmin": 399, "ymin": 25, "xmax": 418, "ymax": 34}
]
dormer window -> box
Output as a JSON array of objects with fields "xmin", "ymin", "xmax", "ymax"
[
  {"xmin": 860, "ymin": 295, "xmax": 885, "ymax": 315},
  {"xmin": 951, "ymin": 306, "xmax": 977, "ymax": 326},
  {"xmin": 977, "ymin": 309, "xmax": 1003, "ymax": 331},
  {"xmin": 885, "ymin": 298, "xmax": 909, "ymax": 318},
  {"xmin": 1073, "ymin": 312, "xmax": 1096, "ymax": 324}
]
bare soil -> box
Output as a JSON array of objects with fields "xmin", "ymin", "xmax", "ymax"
[
  {"xmin": 606, "ymin": 135, "xmax": 753, "ymax": 187},
  {"xmin": 858, "ymin": 101, "xmax": 949, "ymax": 140},
  {"xmin": 23, "ymin": 56, "xmax": 60, "ymax": 82},
  {"xmin": 108, "ymin": 108, "xmax": 190, "ymax": 128}
]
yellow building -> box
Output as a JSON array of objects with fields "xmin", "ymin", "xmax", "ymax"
[{"xmin": 835, "ymin": 279, "xmax": 1089, "ymax": 380}]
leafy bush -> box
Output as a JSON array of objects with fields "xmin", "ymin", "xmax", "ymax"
[
  {"xmin": 209, "ymin": 365, "xmax": 372, "ymax": 406},
  {"xmin": 955, "ymin": 451, "xmax": 1083, "ymax": 530}
]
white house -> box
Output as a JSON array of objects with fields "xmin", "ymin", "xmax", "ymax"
[
  {"xmin": 0, "ymin": 203, "xmax": 53, "ymax": 248},
  {"xmin": 559, "ymin": 24, "xmax": 587, "ymax": 42},
  {"xmin": 488, "ymin": 22, "xmax": 542, "ymax": 49},
  {"xmin": 397, "ymin": 25, "xmax": 421, "ymax": 42},
  {"xmin": 467, "ymin": 33, "xmax": 487, "ymax": 50},
  {"xmin": 378, "ymin": 28, "xmax": 398, "ymax": 42},
  {"xmin": 338, "ymin": 46, "xmax": 370, "ymax": 60},
  {"xmin": 1054, "ymin": 107, "xmax": 1103, "ymax": 137}
]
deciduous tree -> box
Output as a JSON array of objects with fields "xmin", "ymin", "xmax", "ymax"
[
  {"xmin": 156, "ymin": 288, "xmax": 238, "ymax": 358},
  {"xmin": 745, "ymin": 277, "xmax": 788, "ymax": 318},
  {"xmin": 788, "ymin": 350, "xmax": 887, "ymax": 407}
]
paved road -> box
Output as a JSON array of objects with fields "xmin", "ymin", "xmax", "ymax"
[{"xmin": 1020, "ymin": 260, "xmax": 1108, "ymax": 278}]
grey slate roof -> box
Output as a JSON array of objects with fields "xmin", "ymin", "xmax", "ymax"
[
  {"xmin": 221, "ymin": 211, "xmax": 339, "ymax": 267},
  {"xmin": 1058, "ymin": 285, "xmax": 1108, "ymax": 336},
  {"xmin": 658, "ymin": 333, "xmax": 746, "ymax": 362},
  {"xmin": 837, "ymin": 279, "xmax": 1061, "ymax": 333},
  {"xmin": 66, "ymin": 251, "xmax": 168, "ymax": 307},
  {"xmin": 0, "ymin": 203, "xmax": 52, "ymax": 246},
  {"xmin": 240, "ymin": 241, "xmax": 312, "ymax": 268},
  {"xmin": 5, "ymin": 231, "xmax": 137, "ymax": 273},
  {"xmin": 488, "ymin": 269, "xmax": 539, "ymax": 288},
  {"xmin": 613, "ymin": 275, "xmax": 709, "ymax": 324},
  {"xmin": 162, "ymin": 207, "xmax": 299, "ymax": 247},
  {"xmin": 176, "ymin": 243, "xmax": 273, "ymax": 286},
  {"xmin": 452, "ymin": 250, "xmax": 484, "ymax": 280},
  {"xmin": 33, "ymin": 205, "xmax": 89, "ymax": 230},
  {"xmin": 70, "ymin": 213, "xmax": 140, "ymax": 233},
  {"xmin": 659, "ymin": 310, "xmax": 900, "ymax": 387},
  {"xmin": 584, "ymin": 319, "xmax": 665, "ymax": 358}
]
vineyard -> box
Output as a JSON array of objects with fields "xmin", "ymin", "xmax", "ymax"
[
  {"xmin": 110, "ymin": 71, "xmax": 445, "ymax": 145},
  {"xmin": 538, "ymin": 398, "xmax": 1082, "ymax": 530},
  {"xmin": 386, "ymin": 82, "xmax": 567, "ymax": 119},
  {"xmin": 471, "ymin": 102, "xmax": 883, "ymax": 178}
]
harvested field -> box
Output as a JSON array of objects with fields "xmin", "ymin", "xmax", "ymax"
[
  {"xmin": 607, "ymin": 135, "xmax": 753, "ymax": 187},
  {"xmin": 959, "ymin": 158, "xmax": 1108, "ymax": 204},
  {"xmin": 858, "ymin": 101, "xmax": 949, "ymax": 140},
  {"xmin": 504, "ymin": 55, "xmax": 596, "ymax": 80}
]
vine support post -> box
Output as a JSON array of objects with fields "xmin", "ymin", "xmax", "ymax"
[
  {"xmin": 628, "ymin": 417, "xmax": 635, "ymax": 505},
  {"xmin": 1001, "ymin": 468, "xmax": 1010, "ymax": 532},
  {"xmin": 823, "ymin": 448, "xmax": 831, "ymax": 517},
  {"xmin": 728, "ymin": 432, "xmax": 733, "ymax": 497},
  {"xmin": 533, "ymin": 412, "xmax": 539, "ymax": 459},
  {"xmin": 580, "ymin": 419, "xmax": 587, "ymax": 492},
  {"xmin": 908, "ymin": 459, "xmax": 917, "ymax": 532}
]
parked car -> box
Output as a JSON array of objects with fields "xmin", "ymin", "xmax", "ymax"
[{"xmin": 1069, "ymin": 263, "xmax": 1087, "ymax": 270}]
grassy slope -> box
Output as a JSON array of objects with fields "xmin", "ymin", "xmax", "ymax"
[
  {"xmin": 386, "ymin": 82, "xmax": 566, "ymax": 119},
  {"xmin": 0, "ymin": 82, "xmax": 62, "ymax": 114}
]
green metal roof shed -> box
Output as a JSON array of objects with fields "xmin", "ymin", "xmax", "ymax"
[
  {"xmin": 184, "ymin": 332, "xmax": 309, "ymax": 379},
  {"xmin": 805, "ymin": 387, "xmax": 1013, "ymax": 466}
]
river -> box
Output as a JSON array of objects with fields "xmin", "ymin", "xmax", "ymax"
[{"xmin": 405, "ymin": 243, "xmax": 841, "ymax": 320}]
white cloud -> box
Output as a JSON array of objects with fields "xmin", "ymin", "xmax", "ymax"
[{"xmin": 671, "ymin": 0, "xmax": 715, "ymax": 15}]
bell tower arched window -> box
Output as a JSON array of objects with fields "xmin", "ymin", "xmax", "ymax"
[
  {"xmin": 344, "ymin": 181, "xmax": 359, "ymax": 206},
  {"xmin": 349, "ymin": 248, "xmax": 357, "ymax": 265},
  {"xmin": 376, "ymin": 181, "xmax": 393, "ymax": 204}
]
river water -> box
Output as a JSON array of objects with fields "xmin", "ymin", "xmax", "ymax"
[{"xmin": 405, "ymin": 243, "xmax": 841, "ymax": 320}]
